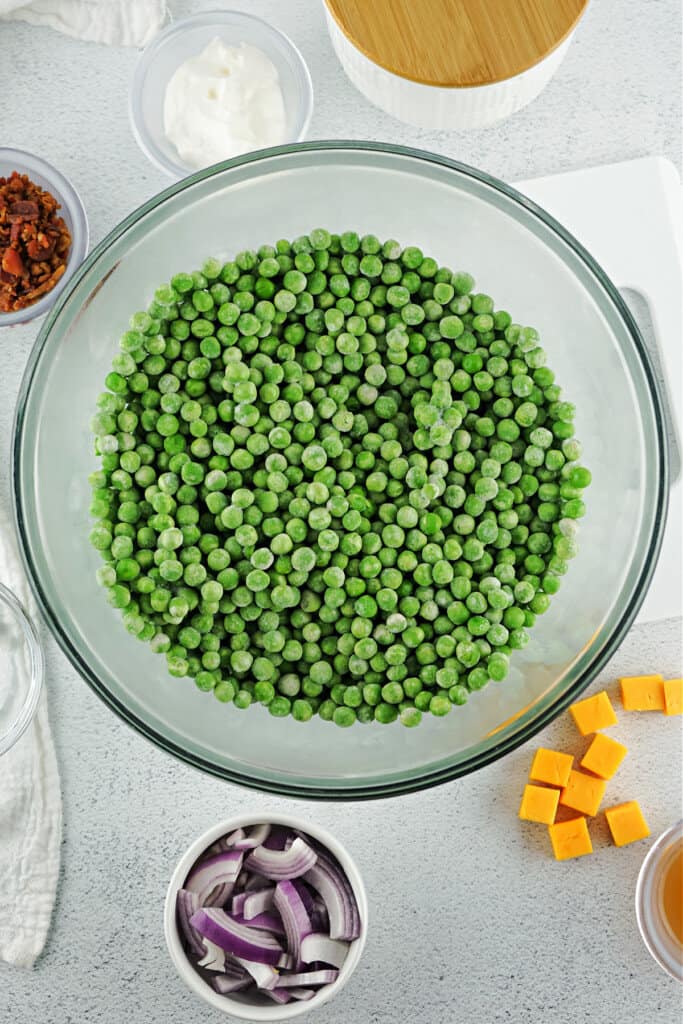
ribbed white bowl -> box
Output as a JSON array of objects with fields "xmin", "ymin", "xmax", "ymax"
[{"xmin": 324, "ymin": 5, "xmax": 576, "ymax": 130}]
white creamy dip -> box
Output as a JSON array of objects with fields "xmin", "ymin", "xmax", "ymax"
[{"xmin": 163, "ymin": 37, "xmax": 287, "ymax": 169}]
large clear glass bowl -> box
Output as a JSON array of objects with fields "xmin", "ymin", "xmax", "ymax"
[{"xmin": 12, "ymin": 143, "xmax": 668, "ymax": 799}]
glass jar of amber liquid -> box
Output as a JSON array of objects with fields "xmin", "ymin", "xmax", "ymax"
[{"xmin": 636, "ymin": 821, "xmax": 683, "ymax": 982}]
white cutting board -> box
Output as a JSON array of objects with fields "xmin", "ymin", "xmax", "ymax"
[{"xmin": 515, "ymin": 157, "xmax": 682, "ymax": 624}]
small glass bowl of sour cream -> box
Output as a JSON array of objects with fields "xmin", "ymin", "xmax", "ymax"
[{"xmin": 130, "ymin": 10, "xmax": 314, "ymax": 179}]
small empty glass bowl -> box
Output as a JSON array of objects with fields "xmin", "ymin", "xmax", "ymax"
[
  {"xmin": 130, "ymin": 10, "xmax": 314, "ymax": 179},
  {"xmin": 0, "ymin": 582, "xmax": 43, "ymax": 756},
  {"xmin": 0, "ymin": 148, "xmax": 89, "ymax": 328}
]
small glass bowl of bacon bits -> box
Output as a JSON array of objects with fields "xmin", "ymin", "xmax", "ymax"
[{"xmin": 0, "ymin": 148, "xmax": 88, "ymax": 326}]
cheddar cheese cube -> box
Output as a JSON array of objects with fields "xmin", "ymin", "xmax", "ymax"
[
  {"xmin": 580, "ymin": 732, "xmax": 628, "ymax": 780},
  {"xmin": 569, "ymin": 690, "xmax": 618, "ymax": 735},
  {"xmin": 548, "ymin": 816, "xmax": 593, "ymax": 860},
  {"xmin": 664, "ymin": 678, "xmax": 683, "ymax": 716},
  {"xmin": 619, "ymin": 674, "xmax": 665, "ymax": 711},
  {"xmin": 605, "ymin": 800, "xmax": 650, "ymax": 847},
  {"xmin": 519, "ymin": 784, "xmax": 560, "ymax": 825},
  {"xmin": 529, "ymin": 747, "xmax": 573, "ymax": 787},
  {"xmin": 560, "ymin": 769, "xmax": 607, "ymax": 816}
]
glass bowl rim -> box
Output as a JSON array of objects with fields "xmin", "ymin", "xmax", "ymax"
[
  {"xmin": 129, "ymin": 8, "xmax": 315, "ymax": 179},
  {"xmin": 11, "ymin": 140, "xmax": 669, "ymax": 798},
  {"xmin": 0, "ymin": 581, "xmax": 44, "ymax": 756},
  {"xmin": 0, "ymin": 146, "xmax": 89, "ymax": 327}
]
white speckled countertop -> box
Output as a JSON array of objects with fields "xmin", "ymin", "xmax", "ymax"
[{"xmin": 0, "ymin": 1, "xmax": 681, "ymax": 1021}]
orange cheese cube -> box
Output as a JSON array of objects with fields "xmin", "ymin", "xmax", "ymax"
[
  {"xmin": 619, "ymin": 674, "xmax": 665, "ymax": 711},
  {"xmin": 529, "ymin": 748, "xmax": 573, "ymax": 787},
  {"xmin": 580, "ymin": 732, "xmax": 628, "ymax": 780},
  {"xmin": 605, "ymin": 800, "xmax": 650, "ymax": 847},
  {"xmin": 548, "ymin": 816, "xmax": 593, "ymax": 860},
  {"xmin": 569, "ymin": 690, "xmax": 618, "ymax": 735},
  {"xmin": 664, "ymin": 678, "xmax": 683, "ymax": 716},
  {"xmin": 560, "ymin": 769, "xmax": 607, "ymax": 816},
  {"xmin": 519, "ymin": 784, "xmax": 560, "ymax": 824}
]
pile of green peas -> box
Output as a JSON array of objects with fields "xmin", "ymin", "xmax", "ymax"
[{"xmin": 89, "ymin": 230, "xmax": 590, "ymax": 729}]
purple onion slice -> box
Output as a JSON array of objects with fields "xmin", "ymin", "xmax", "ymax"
[
  {"xmin": 273, "ymin": 880, "xmax": 312, "ymax": 968},
  {"xmin": 196, "ymin": 938, "xmax": 225, "ymax": 972},
  {"xmin": 232, "ymin": 911, "xmax": 285, "ymax": 936},
  {"xmin": 288, "ymin": 988, "xmax": 316, "ymax": 1001},
  {"xmin": 176, "ymin": 889, "xmax": 205, "ymax": 959},
  {"xmin": 211, "ymin": 974, "xmax": 251, "ymax": 995},
  {"xmin": 245, "ymin": 837, "xmax": 317, "ymax": 881},
  {"xmin": 242, "ymin": 887, "xmax": 275, "ymax": 920},
  {"xmin": 264, "ymin": 989, "xmax": 293, "ymax": 1004},
  {"xmin": 303, "ymin": 849, "xmax": 360, "ymax": 941},
  {"xmin": 231, "ymin": 891, "xmax": 249, "ymax": 917},
  {"xmin": 229, "ymin": 823, "xmax": 272, "ymax": 851},
  {"xmin": 190, "ymin": 907, "xmax": 283, "ymax": 966},
  {"xmin": 233, "ymin": 956, "xmax": 280, "ymax": 990},
  {"xmin": 186, "ymin": 851, "xmax": 243, "ymax": 907},
  {"xmin": 300, "ymin": 932, "xmax": 349, "ymax": 969},
  {"xmin": 276, "ymin": 969, "xmax": 339, "ymax": 988}
]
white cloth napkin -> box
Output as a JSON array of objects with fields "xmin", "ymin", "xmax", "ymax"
[
  {"xmin": 0, "ymin": 500, "xmax": 62, "ymax": 969},
  {"xmin": 0, "ymin": 0, "xmax": 167, "ymax": 46}
]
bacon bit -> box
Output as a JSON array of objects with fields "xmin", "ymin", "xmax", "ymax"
[
  {"xmin": 8, "ymin": 200, "xmax": 40, "ymax": 221},
  {"xmin": 26, "ymin": 233, "xmax": 57, "ymax": 260},
  {"xmin": 2, "ymin": 247, "xmax": 25, "ymax": 277},
  {"xmin": 0, "ymin": 170, "xmax": 71, "ymax": 313}
]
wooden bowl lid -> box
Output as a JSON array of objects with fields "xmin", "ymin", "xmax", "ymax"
[{"xmin": 325, "ymin": 0, "xmax": 587, "ymax": 88}]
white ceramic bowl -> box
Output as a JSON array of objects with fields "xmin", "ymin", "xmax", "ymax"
[
  {"xmin": 164, "ymin": 813, "xmax": 368, "ymax": 1019},
  {"xmin": 130, "ymin": 10, "xmax": 314, "ymax": 178},
  {"xmin": 323, "ymin": 2, "xmax": 583, "ymax": 130}
]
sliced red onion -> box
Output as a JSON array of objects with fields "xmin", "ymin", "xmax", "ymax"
[
  {"xmin": 234, "ymin": 956, "xmax": 279, "ymax": 990},
  {"xmin": 276, "ymin": 969, "xmax": 339, "ymax": 988},
  {"xmin": 190, "ymin": 908, "xmax": 283, "ymax": 966},
  {"xmin": 214, "ymin": 883, "xmax": 235, "ymax": 907},
  {"xmin": 245, "ymin": 837, "xmax": 317, "ymax": 881},
  {"xmin": 207, "ymin": 837, "xmax": 232, "ymax": 856},
  {"xmin": 224, "ymin": 958, "xmax": 250, "ymax": 979},
  {"xmin": 291, "ymin": 878, "xmax": 316, "ymax": 918},
  {"xmin": 211, "ymin": 974, "xmax": 251, "ymax": 995},
  {"xmin": 226, "ymin": 827, "xmax": 246, "ymax": 846},
  {"xmin": 300, "ymin": 932, "xmax": 349, "ymax": 969},
  {"xmin": 242, "ymin": 887, "xmax": 275, "ymax": 920},
  {"xmin": 303, "ymin": 849, "xmax": 360, "ymax": 941},
  {"xmin": 176, "ymin": 889, "xmax": 205, "ymax": 959},
  {"xmin": 288, "ymin": 988, "xmax": 316, "ymax": 1001},
  {"xmin": 186, "ymin": 851, "xmax": 243, "ymax": 907},
  {"xmin": 197, "ymin": 938, "xmax": 225, "ymax": 972},
  {"xmin": 262, "ymin": 827, "xmax": 291, "ymax": 851},
  {"xmin": 273, "ymin": 880, "xmax": 312, "ymax": 968},
  {"xmin": 232, "ymin": 911, "xmax": 285, "ymax": 936},
  {"xmin": 310, "ymin": 894, "xmax": 329, "ymax": 933},
  {"xmin": 231, "ymin": 891, "xmax": 249, "ymax": 917},
  {"xmin": 181, "ymin": 824, "xmax": 360, "ymax": 1006},
  {"xmin": 264, "ymin": 989, "xmax": 292, "ymax": 1005},
  {"xmin": 229, "ymin": 823, "xmax": 272, "ymax": 851}
]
